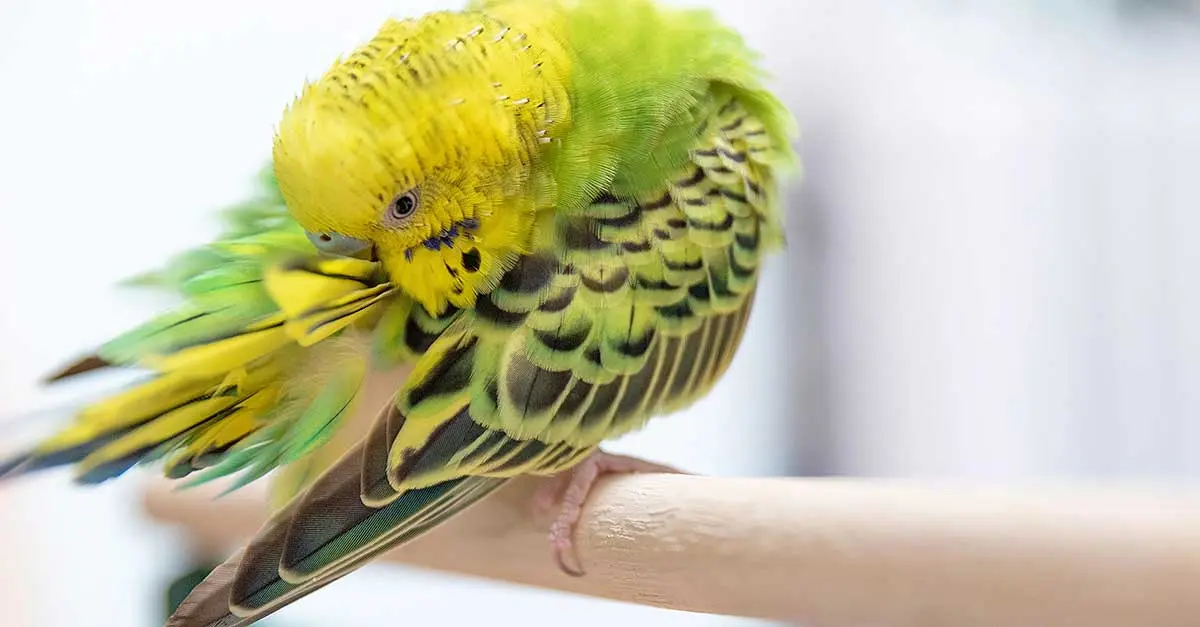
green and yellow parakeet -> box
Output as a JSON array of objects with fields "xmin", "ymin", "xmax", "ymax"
[{"xmin": 1, "ymin": 0, "xmax": 798, "ymax": 624}]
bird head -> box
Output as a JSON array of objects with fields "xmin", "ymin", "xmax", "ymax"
[{"xmin": 272, "ymin": 10, "xmax": 570, "ymax": 314}]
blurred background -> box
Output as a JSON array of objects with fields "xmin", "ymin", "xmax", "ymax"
[{"xmin": 1, "ymin": 0, "xmax": 1197, "ymax": 625}]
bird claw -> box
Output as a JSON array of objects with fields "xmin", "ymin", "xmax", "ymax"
[{"xmin": 533, "ymin": 449, "xmax": 685, "ymax": 577}]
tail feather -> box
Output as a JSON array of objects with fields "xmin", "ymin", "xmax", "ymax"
[
  {"xmin": 168, "ymin": 552, "xmax": 250, "ymax": 627},
  {"xmin": 167, "ymin": 441, "xmax": 506, "ymax": 627}
]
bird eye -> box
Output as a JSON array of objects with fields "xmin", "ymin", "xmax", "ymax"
[
  {"xmin": 305, "ymin": 231, "xmax": 372, "ymax": 258},
  {"xmin": 388, "ymin": 190, "xmax": 419, "ymax": 221}
]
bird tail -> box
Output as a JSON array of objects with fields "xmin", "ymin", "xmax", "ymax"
[{"xmin": 168, "ymin": 440, "xmax": 507, "ymax": 627}]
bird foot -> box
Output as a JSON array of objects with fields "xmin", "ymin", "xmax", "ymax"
[{"xmin": 532, "ymin": 449, "xmax": 685, "ymax": 577}]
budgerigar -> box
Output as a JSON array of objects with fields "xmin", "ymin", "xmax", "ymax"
[{"xmin": 0, "ymin": 0, "xmax": 799, "ymax": 624}]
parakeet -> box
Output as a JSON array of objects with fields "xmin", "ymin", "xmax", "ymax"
[{"xmin": 1, "ymin": 0, "xmax": 799, "ymax": 624}]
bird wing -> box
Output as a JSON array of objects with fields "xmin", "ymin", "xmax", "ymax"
[{"xmin": 0, "ymin": 166, "xmax": 459, "ymax": 499}]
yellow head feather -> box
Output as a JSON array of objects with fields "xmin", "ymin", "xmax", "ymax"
[{"xmin": 272, "ymin": 9, "xmax": 571, "ymax": 314}]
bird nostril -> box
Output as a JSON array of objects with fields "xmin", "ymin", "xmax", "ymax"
[{"xmin": 319, "ymin": 234, "xmax": 332, "ymax": 242}]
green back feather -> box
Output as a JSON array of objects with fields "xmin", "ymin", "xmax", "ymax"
[{"xmin": 540, "ymin": 0, "xmax": 799, "ymax": 213}]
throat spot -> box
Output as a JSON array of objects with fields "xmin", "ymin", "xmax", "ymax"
[{"xmin": 404, "ymin": 218, "xmax": 481, "ymax": 261}]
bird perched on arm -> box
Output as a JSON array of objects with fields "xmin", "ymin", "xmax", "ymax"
[{"xmin": 1, "ymin": 0, "xmax": 799, "ymax": 624}]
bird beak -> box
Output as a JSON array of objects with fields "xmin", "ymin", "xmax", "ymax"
[
  {"xmin": 305, "ymin": 231, "xmax": 378, "ymax": 262},
  {"xmin": 353, "ymin": 245, "xmax": 378, "ymax": 262}
]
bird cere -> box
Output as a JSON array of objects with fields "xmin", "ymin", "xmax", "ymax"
[{"xmin": 0, "ymin": 1, "xmax": 799, "ymax": 625}]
